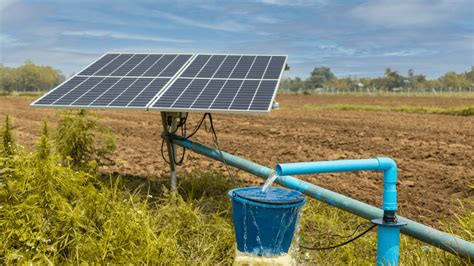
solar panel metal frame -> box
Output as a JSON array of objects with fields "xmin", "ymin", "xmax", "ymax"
[
  {"xmin": 30, "ymin": 52, "xmax": 196, "ymax": 110},
  {"xmin": 31, "ymin": 52, "xmax": 287, "ymax": 115},
  {"xmin": 148, "ymin": 53, "xmax": 287, "ymax": 115}
]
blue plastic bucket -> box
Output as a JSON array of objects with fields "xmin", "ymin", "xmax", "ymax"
[{"xmin": 228, "ymin": 186, "xmax": 306, "ymax": 256}]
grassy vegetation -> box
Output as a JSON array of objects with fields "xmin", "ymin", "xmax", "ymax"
[
  {"xmin": 299, "ymin": 199, "xmax": 472, "ymax": 265},
  {"xmin": 304, "ymin": 104, "xmax": 474, "ymax": 116},
  {"xmin": 0, "ymin": 112, "xmax": 472, "ymax": 264}
]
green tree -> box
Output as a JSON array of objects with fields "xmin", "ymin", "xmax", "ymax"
[
  {"xmin": 383, "ymin": 68, "xmax": 405, "ymax": 90},
  {"xmin": 306, "ymin": 66, "xmax": 335, "ymax": 89},
  {"xmin": 440, "ymin": 71, "xmax": 469, "ymax": 89},
  {"xmin": 0, "ymin": 60, "xmax": 65, "ymax": 93}
]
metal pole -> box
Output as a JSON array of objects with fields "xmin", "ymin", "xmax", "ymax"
[
  {"xmin": 161, "ymin": 112, "xmax": 178, "ymax": 192},
  {"xmin": 170, "ymin": 136, "xmax": 474, "ymax": 260}
]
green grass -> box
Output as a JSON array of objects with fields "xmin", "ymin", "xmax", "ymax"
[
  {"xmin": 1, "ymin": 113, "xmax": 472, "ymax": 264},
  {"xmin": 299, "ymin": 199, "xmax": 472, "ymax": 265},
  {"xmin": 304, "ymin": 104, "xmax": 474, "ymax": 116},
  {"xmin": 1, "ymin": 150, "xmax": 472, "ymax": 264},
  {"xmin": 0, "ymin": 149, "xmax": 236, "ymax": 264}
]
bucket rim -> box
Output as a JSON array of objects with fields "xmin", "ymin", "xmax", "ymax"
[{"xmin": 228, "ymin": 187, "xmax": 306, "ymax": 208}]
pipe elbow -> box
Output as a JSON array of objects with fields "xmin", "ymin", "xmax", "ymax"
[{"xmin": 376, "ymin": 157, "xmax": 397, "ymax": 171}]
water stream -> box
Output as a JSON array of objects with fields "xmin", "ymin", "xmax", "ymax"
[{"xmin": 261, "ymin": 171, "xmax": 279, "ymax": 192}]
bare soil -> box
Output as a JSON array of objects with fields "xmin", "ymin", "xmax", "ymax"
[{"xmin": 1, "ymin": 95, "xmax": 473, "ymax": 226}]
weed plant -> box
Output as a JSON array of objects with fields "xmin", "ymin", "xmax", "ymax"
[
  {"xmin": 0, "ymin": 116, "xmax": 234, "ymax": 264},
  {"xmin": 1, "ymin": 115, "xmax": 15, "ymax": 157},
  {"xmin": 55, "ymin": 110, "xmax": 116, "ymax": 170}
]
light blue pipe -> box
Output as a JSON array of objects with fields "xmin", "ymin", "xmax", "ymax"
[
  {"xmin": 276, "ymin": 158, "xmax": 398, "ymax": 211},
  {"xmin": 169, "ymin": 135, "xmax": 474, "ymax": 261},
  {"xmin": 277, "ymin": 158, "xmax": 403, "ymax": 265}
]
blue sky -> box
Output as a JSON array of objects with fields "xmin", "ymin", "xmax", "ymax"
[{"xmin": 1, "ymin": 0, "xmax": 473, "ymax": 79}]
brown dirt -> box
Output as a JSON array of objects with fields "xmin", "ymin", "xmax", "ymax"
[{"xmin": 1, "ymin": 95, "xmax": 473, "ymax": 227}]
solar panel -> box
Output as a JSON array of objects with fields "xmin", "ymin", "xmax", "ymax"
[
  {"xmin": 32, "ymin": 53, "xmax": 193, "ymax": 109},
  {"xmin": 32, "ymin": 53, "xmax": 287, "ymax": 114},
  {"xmin": 150, "ymin": 54, "xmax": 287, "ymax": 113}
]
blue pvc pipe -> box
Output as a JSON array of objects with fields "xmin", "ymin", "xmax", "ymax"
[
  {"xmin": 277, "ymin": 158, "xmax": 401, "ymax": 265},
  {"xmin": 170, "ymin": 136, "xmax": 474, "ymax": 261},
  {"xmin": 276, "ymin": 158, "xmax": 398, "ymax": 211},
  {"xmin": 377, "ymin": 226, "xmax": 402, "ymax": 265}
]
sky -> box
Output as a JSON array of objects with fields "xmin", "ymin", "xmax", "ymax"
[{"xmin": 0, "ymin": 0, "xmax": 473, "ymax": 79}]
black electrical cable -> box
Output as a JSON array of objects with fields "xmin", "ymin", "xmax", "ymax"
[
  {"xmin": 161, "ymin": 112, "xmax": 234, "ymax": 178},
  {"xmin": 186, "ymin": 113, "xmax": 210, "ymax": 139},
  {"xmin": 207, "ymin": 113, "xmax": 235, "ymax": 179},
  {"xmin": 160, "ymin": 113, "xmax": 188, "ymax": 165},
  {"xmin": 300, "ymin": 223, "xmax": 376, "ymax": 251},
  {"xmin": 316, "ymin": 224, "xmax": 365, "ymax": 239}
]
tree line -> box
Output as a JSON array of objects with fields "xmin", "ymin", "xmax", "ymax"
[
  {"xmin": 1, "ymin": 60, "xmax": 473, "ymax": 94},
  {"xmin": 280, "ymin": 66, "xmax": 474, "ymax": 93},
  {"xmin": 0, "ymin": 60, "xmax": 65, "ymax": 93}
]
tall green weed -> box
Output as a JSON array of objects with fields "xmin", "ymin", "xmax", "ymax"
[{"xmin": 55, "ymin": 110, "xmax": 116, "ymax": 170}]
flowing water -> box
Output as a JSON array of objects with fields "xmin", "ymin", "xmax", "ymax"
[{"xmin": 261, "ymin": 171, "xmax": 279, "ymax": 192}]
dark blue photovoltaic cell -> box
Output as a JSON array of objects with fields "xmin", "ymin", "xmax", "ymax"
[
  {"xmin": 249, "ymin": 80, "xmax": 277, "ymax": 110},
  {"xmin": 246, "ymin": 56, "xmax": 271, "ymax": 79},
  {"xmin": 263, "ymin": 56, "xmax": 286, "ymax": 79},
  {"xmin": 143, "ymin": 54, "xmax": 177, "ymax": 77},
  {"xmin": 230, "ymin": 56, "xmax": 255, "ymax": 79},
  {"xmin": 153, "ymin": 78, "xmax": 193, "ymax": 108},
  {"xmin": 197, "ymin": 55, "xmax": 226, "ymax": 78},
  {"xmin": 74, "ymin": 78, "xmax": 120, "ymax": 106},
  {"xmin": 78, "ymin": 54, "xmax": 119, "ymax": 75},
  {"xmin": 127, "ymin": 54, "xmax": 163, "ymax": 76},
  {"xmin": 110, "ymin": 54, "xmax": 147, "ymax": 76},
  {"xmin": 229, "ymin": 80, "xmax": 260, "ymax": 110},
  {"xmin": 191, "ymin": 79, "xmax": 226, "ymax": 109},
  {"xmin": 35, "ymin": 76, "xmax": 87, "ymax": 104},
  {"xmin": 214, "ymin": 56, "xmax": 240, "ymax": 78},
  {"xmin": 95, "ymin": 54, "xmax": 134, "ymax": 76},
  {"xmin": 181, "ymin": 55, "xmax": 211, "ymax": 77},
  {"xmin": 109, "ymin": 78, "xmax": 153, "ymax": 106},
  {"xmin": 173, "ymin": 79, "xmax": 209, "ymax": 108},
  {"xmin": 211, "ymin": 80, "xmax": 243, "ymax": 109},
  {"xmin": 91, "ymin": 78, "xmax": 137, "ymax": 106},
  {"xmin": 128, "ymin": 78, "xmax": 170, "ymax": 107},
  {"xmin": 54, "ymin": 77, "xmax": 104, "ymax": 105},
  {"xmin": 159, "ymin": 54, "xmax": 192, "ymax": 77}
]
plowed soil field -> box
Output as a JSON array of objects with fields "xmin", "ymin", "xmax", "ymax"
[{"xmin": 1, "ymin": 95, "xmax": 473, "ymax": 226}]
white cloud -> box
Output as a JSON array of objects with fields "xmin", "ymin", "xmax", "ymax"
[
  {"xmin": 316, "ymin": 44, "xmax": 357, "ymax": 56},
  {"xmin": 61, "ymin": 31, "xmax": 194, "ymax": 43},
  {"xmin": 351, "ymin": 0, "xmax": 469, "ymax": 28},
  {"xmin": 257, "ymin": 0, "xmax": 326, "ymax": 7},
  {"xmin": 0, "ymin": 33, "xmax": 27, "ymax": 47},
  {"xmin": 379, "ymin": 49, "xmax": 431, "ymax": 57},
  {"xmin": 255, "ymin": 15, "xmax": 279, "ymax": 24},
  {"xmin": 153, "ymin": 10, "xmax": 248, "ymax": 32}
]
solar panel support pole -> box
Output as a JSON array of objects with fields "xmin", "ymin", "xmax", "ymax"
[{"xmin": 160, "ymin": 112, "xmax": 179, "ymax": 192}]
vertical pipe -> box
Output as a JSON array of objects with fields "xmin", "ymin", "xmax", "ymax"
[{"xmin": 377, "ymin": 226, "xmax": 402, "ymax": 265}]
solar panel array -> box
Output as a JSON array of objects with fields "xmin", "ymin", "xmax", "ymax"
[{"xmin": 32, "ymin": 53, "xmax": 287, "ymax": 114}]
